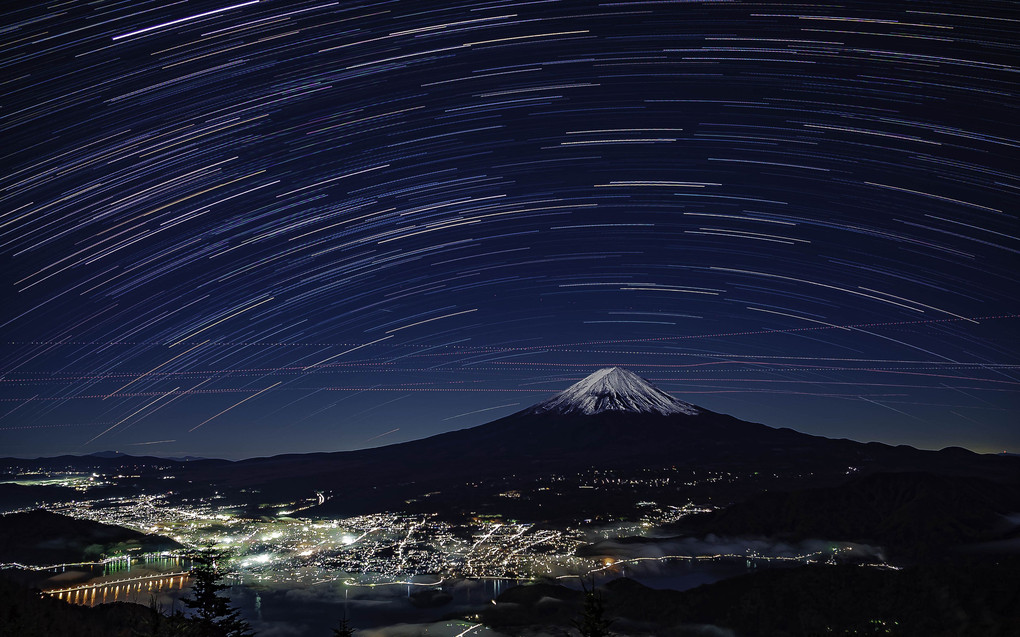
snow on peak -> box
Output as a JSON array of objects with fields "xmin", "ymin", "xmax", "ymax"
[{"xmin": 527, "ymin": 367, "xmax": 700, "ymax": 416}]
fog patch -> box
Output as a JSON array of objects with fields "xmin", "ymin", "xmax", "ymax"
[
  {"xmin": 583, "ymin": 535, "xmax": 885, "ymax": 564},
  {"xmin": 677, "ymin": 625, "xmax": 738, "ymax": 637},
  {"xmin": 355, "ymin": 621, "xmax": 509, "ymax": 637},
  {"xmin": 250, "ymin": 620, "xmax": 308, "ymax": 637}
]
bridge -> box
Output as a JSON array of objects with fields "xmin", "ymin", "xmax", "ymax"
[{"xmin": 44, "ymin": 571, "xmax": 190, "ymax": 605}]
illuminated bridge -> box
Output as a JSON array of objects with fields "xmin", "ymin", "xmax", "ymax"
[{"xmin": 44, "ymin": 571, "xmax": 190, "ymax": 606}]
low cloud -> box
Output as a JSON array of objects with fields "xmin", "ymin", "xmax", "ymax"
[
  {"xmin": 582, "ymin": 535, "xmax": 886, "ymax": 570},
  {"xmin": 250, "ymin": 620, "xmax": 308, "ymax": 637},
  {"xmin": 356, "ymin": 622, "xmax": 509, "ymax": 637}
]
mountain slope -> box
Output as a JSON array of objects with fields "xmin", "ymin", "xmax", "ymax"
[
  {"xmin": 7, "ymin": 369, "xmax": 1014, "ymax": 517},
  {"xmin": 175, "ymin": 368, "xmax": 1018, "ymax": 515}
]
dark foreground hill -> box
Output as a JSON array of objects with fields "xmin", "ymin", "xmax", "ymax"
[
  {"xmin": 669, "ymin": 471, "xmax": 1020, "ymax": 561},
  {"xmin": 0, "ymin": 576, "xmax": 153, "ymax": 637},
  {"xmin": 483, "ymin": 557, "xmax": 1020, "ymax": 636},
  {"xmin": 0, "ymin": 510, "xmax": 183, "ymax": 565}
]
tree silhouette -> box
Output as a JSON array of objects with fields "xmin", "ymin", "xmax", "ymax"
[
  {"xmin": 134, "ymin": 595, "xmax": 188, "ymax": 637},
  {"xmin": 182, "ymin": 552, "xmax": 253, "ymax": 637},
  {"xmin": 331, "ymin": 614, "xmax": 355, "ymax": 637},
  {"xmin": 572, "ymin": 577, "xmax": 613, "ymax": 637}
]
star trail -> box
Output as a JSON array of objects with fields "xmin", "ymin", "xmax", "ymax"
[{"xmin": 1, "ymin": 0, "xmax": 1017, "ymax": 459}]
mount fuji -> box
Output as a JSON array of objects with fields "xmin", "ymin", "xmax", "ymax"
[
  {"xmin": 176, "ymin": 367, "xmax": 1017, "ymax": 515},
  {"xmin": 525, "ymin": 367, "xmax": 699, "ymax": 416}
]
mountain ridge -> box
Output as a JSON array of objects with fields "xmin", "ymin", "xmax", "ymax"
[
  {"xmin": 4, "ymin": 368, "xmax": 1017, "ymax": 517},
  {"xmin": 178, "ymin": 383, "xmax": 1019, "ymax": 515}
]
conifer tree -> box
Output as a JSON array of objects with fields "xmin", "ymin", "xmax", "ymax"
[
  {"xmin": 331, "ymin": 614, "xmax": 355, "ymax": 637},
  {"xmin": 572, "ymin": 577, "xmax": 612, "ymax": 637},
  {"xmin": 182, "ymin": 552, "xmax": 253, "ymax": 637},
  {"xmin": 135, "ymin": 595, "xmax": 188, "ymax": 637}
]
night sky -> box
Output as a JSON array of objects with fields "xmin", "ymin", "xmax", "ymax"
[{"xmin": 1, "ymin": 0, "xmax": 1017, "ymax": 460}]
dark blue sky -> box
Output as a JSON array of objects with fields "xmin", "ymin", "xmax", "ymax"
[{"xmin": 1, "ymin": 0, "xmax": 1017, "ymax": 460}]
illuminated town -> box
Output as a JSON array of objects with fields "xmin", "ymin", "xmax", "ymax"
[{"xmin": 2, "ymin": 462, "xmax": 874, "ymax": 607}]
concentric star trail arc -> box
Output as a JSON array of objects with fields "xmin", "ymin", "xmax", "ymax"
[{"xmin": 0, "ymin": 0, "xmax": 1016, "ymax": 458}]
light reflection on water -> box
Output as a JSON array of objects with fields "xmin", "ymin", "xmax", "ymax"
[
  {"xmin": 50, "ymin": 572, "xmax": 191, "ymax": 606},
  {"xmin": 233, "ymin": 559, "xmax": 751, "ymax": 635},
  {"xmin": 42, "ymin": 555, "xmax": 192, "ymax": 607},
  {"xmin": 43, "ymin": 556, "xmax": 760, "ymax": 634}
]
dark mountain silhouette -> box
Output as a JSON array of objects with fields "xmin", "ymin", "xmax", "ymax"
[
  {"xmin": 0, "ymin": 510, "xmax": 183, "ymax": 565},
  {"xmin": 0, "ymin": 575, "xmax": 156, "ymax": 637},
  {"xmin": 0, "ymin": 453, "xmax": 226, "ymax": 472},
  {"xmin": 670, "ymin": 471, "xmax": 1020, "ymax": 560},
  {"xmin": 173, "ymin": 368, "xmax": 1018, "ymax": 515},
  {"xmin": 482, "ymin": 558, "xmax": 1020, "ymax": 636},
  {"xmin": 86, "ymin": 451, "xmax": 130, "ymax": 459},
  {"xmin": 0, "ymin": 483, "xmax": 80, "ymax": 512},
  {"xmin": 86, "ymin": 451, "xmax": 212, "ymax": 462},
  {"xmin": 5, "ymin": 369, "xmax": 1017, "ymax": 518}
]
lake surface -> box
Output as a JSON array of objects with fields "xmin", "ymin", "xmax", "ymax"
[
  {"xmin": 10, "ymin": 555, "xmax": 192, "ymax": 606},
  {"xmin": 32, "ymin": 555, "xmax": 773, "ymax": 635},
  {"xmin": 230, "ymin": 558, "xmax": 755, "ymax": 636}
]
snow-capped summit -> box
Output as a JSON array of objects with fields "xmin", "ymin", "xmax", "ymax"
[{"xmin": 526, "ymin": 367, "xmax": 700, "ymax": 417}]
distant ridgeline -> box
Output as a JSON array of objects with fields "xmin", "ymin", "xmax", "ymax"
[{"xmin": 169, "ymin": 368, "xmax": 1020, "ymax": 516}]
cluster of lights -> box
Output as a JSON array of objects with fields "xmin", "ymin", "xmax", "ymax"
[{"xmin": 6, "ymin": 465, "xmax": 892, "ymax": 607}]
